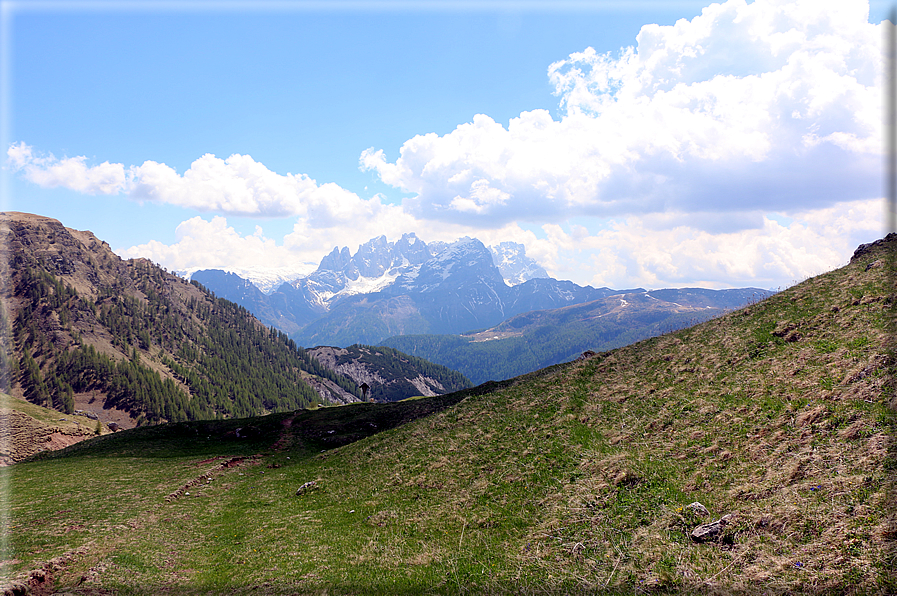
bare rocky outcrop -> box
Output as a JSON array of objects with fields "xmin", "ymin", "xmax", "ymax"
[
  {"xmin": 302, "ymin": 375, "xmax": 360, "ymax": 405},
  {"xmin": 307, "ymin": 345, "xmax": 465, "ymax": 402},
  {"xmin": 850, "ymin": 231, "xmax": 897, "ymax": 262},
  {"xmin": 408, "ymin": 374, "xmax": 445, "ymax": 397}
]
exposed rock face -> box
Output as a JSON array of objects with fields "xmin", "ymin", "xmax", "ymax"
[
  {"xmin": 408, "ymin": 374, "xmax": 445, "ymax": 397},
  {"xmin": 352, "ymin": 235, "xmax": 393, "ymax": 278},
  {"xmin": 318, "ymin": 246, "xmax": 353, "ymax": 273},
  {"xmin": 851, "ymin": 232, "xmax": 897, "ymax": 262},
  {"xmin": 301, "ymin": 375, "xmax": 360, "ymax": 406},
  {"xmin": 393, "ymin": 233, "xmax": 432, "ymax": 267},
  {"xmin": 309, "ymin": 347, "xmax": 385, "ymax": 388},
  {"xmin": 307, "ymin": 345, "xmax": 469, "ymax": 402},
  {"xmin": 489, "ymin": 241, "xmax": 549, "ymax": 286}
]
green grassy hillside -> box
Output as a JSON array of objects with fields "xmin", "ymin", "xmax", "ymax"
[{"xmin": 2, "ymin": 237, "xmax": 894, "ymax": 595}]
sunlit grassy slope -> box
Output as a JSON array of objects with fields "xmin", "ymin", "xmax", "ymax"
[{"xmin": 3, "ymin": 239, "xmax": 894, "ymax": 595}]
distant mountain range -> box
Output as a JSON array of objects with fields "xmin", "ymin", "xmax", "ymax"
[
  {"xmin": 193, "ymin": 234, "xmax": 772, "ymax": 363},
  {"xmin": 193, "ymin": 234, "xmax": 647, "ymax": 346}
]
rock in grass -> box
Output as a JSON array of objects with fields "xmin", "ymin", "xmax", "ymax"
[
  {"xmin": 686, "ymin": 502, "xmax": 709, "ymax": 517},
  {"xmin": 691, "ymin": 514, "xmax": 734, "ymax": 542},
  {"xmin": 1, "ymin": 580, "xmax": 29, "ymax": 595},
  {"xmin": 295, "ymin": 481, "xmax": 318, "ymax": 496}
]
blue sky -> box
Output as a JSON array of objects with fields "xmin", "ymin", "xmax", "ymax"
[{"xmin": 3, "ymin": 0, "xmax": 892, "ymax": 290}]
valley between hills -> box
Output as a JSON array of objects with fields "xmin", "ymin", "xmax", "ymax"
[{"xmin": 0, "ymin": 212, "xmax": 894, "ymax": 594}]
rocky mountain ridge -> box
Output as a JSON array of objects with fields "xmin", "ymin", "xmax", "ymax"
[
  {"xmin": 490, "ymin": 241, "xmax": 549, "ymax": 285},
  {"xmin": 195, "ymin": 236, "xmax": 636, "ymax": 346},
  {"xmin": 307, "ymin": 344, "xmax": 471, "ymax": 402},
  {"xmin": 178, "ymin": 266, "xmax": 311, "ymax": 295},
  {"xmin": 192, "ymin": 234, "xmax": 561, "ymax": 339},
  {"xmin": 194, "ymin": 231, "xmax": 771, "ymax": 355}
]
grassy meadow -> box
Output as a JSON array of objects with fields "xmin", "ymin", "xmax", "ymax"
[{"xmin": 2, "ymin": 242, "xmax": 894, "ymax": 594}]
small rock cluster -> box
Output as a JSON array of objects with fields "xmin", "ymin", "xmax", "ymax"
[
  {"xmin": 73, "ymin": 410, "xmax": 99, "ymax": 421},
  {"xmin": 684, "ymin": 501, "xmax": 736, "ymax": 543},
  {"xmin": 163, "ymin": 457, "xmax": 252, "ymax": 502},
  {"xmin": 295, "ymin": 481, "xmax": 318, "ymax": 496}
]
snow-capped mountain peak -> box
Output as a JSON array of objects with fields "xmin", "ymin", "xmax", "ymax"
[
  {"xmin": 489, "ymin": 241, "xmax": 550, "ymax": 286},
  {"xmin": 193, "ymin": 235, "xmax": 550, "ymax": 326}
]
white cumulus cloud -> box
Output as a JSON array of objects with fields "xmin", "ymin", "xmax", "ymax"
[
  {"xmin": 119, "ymin": 216, "xmax": 312, "ymax": 274},
  {"xmin": 524, "ymin": 198, "xmax": 882, "ymax": 290},
  {"xmin": 7, "ymin": 142, "xmax": 369, "ymax": 219},
  {"xmin": 361, "ymin": 0, "xmax": 882, "ymax": 229},
  {"xmin": 7, "ymin": 142, "xmax": 127, "ymax": 195}
]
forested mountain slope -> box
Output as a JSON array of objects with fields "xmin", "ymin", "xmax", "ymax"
[
  {"xmin": 383, "ymin": 287, "xmax": 772, "ymax": 384},
  {"xmin": 1, "ymin": 212, "xmax": 362, "ymax": 428}
]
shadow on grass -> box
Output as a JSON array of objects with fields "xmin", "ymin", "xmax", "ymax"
[{"xmin": 20, "ymin": 381, "xmax": 517, "ymax": 464}]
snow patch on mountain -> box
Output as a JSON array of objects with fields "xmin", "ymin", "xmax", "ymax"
[
  {"xmin": 489, "ymin": 242, "xmax": 549, "ymax": 286},
  {"xmin": 342, "ymin": 270, "xmax": 401, "ymax": 296},
  {"xmin": 176, "ymin": 234, "xmax": 548, "ymax": 297},
  {"xmin": 192, "ymin": 233, "xmax": 547, "ymax": 312}
]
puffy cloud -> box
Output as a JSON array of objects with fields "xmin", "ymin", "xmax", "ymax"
[
  {"xmin": 127, "ymin": 154, "xmax": 320, "ymax": 217},
  {"xmin": 7, "ymin": 142, "xmax": 368, "ymax": 219},
  {"xmin": 7, "ymin": 142, "xmax": 127, "ymax": 195},
  {"xmin": 526, "ymin": 198, "xmax": 882, "ymax": 290},
  {"xmin": 119, "ymin": 216, "xmax": 313, "ymax": 274},
  {"xmin": 362, "ymin": 0, "xmax": 882, "ymax": 229}
]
